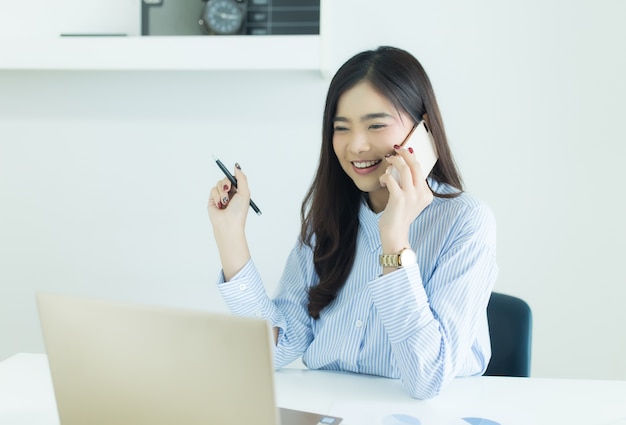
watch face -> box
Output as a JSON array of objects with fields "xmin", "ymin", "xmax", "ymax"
[
  {"xmin": 399, "ymin": 249, "xmax": 417, "ymax": 267},
  {"xmin": 204, "ymin": 0, "xmax": 244, "ymax": 35}
]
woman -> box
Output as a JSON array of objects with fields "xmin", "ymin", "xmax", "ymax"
[{"xmin": 207, "ymin": 46, "xmax": 498, "ymax": 399}]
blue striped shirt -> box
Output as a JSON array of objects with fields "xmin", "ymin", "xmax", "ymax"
[{"xmin": 217, "ymin": 179, "xmax": 498, "ymax": 399}]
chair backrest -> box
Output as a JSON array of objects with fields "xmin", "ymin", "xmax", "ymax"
[{"xmin": 484, "ymin": 292, "xmax": 533, "ymax": 377}]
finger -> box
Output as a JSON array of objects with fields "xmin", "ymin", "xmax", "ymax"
[
  {"xmin": 209, "ymin": 186, "xmax": 224, "ymax": 210},
  {"xmin": 396, "ymin": 146, "xmax": 427, "ymax": 184},
  {"xmin": 393, "ymin": 150, "xmax": 434, "ymax": 210},
  {"xmin": 409, "ymin": 153, "xmax": 427, "ymax": 184},
  {"xmin": 217, "ymin": 178, "xmax": 232, "ymax": 207},
  {"xmin": 385, "ymin": 153, "xmax": 412, "ymax": 189},
  {"xmin": 232, "ymin": 164, "xmax": 251, "ymax": 200},
  {"xmin": 379, "ymin": 164, "xmax": 403, "ymax": 196}
]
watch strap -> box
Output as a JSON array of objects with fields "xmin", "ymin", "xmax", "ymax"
[
  {"xmin": 379, "ymin": 253, "xmax": 401, "ymax": 267},
  {"xmin": 379, "ymin": 247, "xmax": 417, "ymax": 268}
]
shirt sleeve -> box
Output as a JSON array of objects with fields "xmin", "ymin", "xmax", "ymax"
[
  {"xmin": 216, "ymin": 240, "xmax": 315, "ymax": 368},
  {"xmin": 216, "ymin": 259, "xmax": 285, "ymax": 327},
  {"xmin": 367, "ymin": 202, "xmax": 498, "ymax": 399}
]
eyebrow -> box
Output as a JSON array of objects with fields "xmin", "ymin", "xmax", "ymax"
[{"xmin": 333, "ymin": 112, "xmax": 394, "ymax": 123}]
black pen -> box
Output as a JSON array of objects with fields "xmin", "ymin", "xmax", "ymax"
[{"xmin": 213, "ymin": 155, "xmax": 262, "ymax": 216}]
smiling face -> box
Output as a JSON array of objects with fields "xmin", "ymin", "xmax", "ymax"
[{"xmin": 332, "ymin": 80, "xmax": 415, "ymax": 212}]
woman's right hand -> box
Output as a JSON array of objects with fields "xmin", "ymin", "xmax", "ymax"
[
  {"xmin": 207, "ymin": 165, "xmax": 250, "ymax": 230},
  {"xmin": 207, "ymin": 164, "xmax": 252, "ymax": 280}
]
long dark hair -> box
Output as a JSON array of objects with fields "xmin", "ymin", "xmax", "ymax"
[{"xmin": 300, "ymin": 46, "xmax": 463, "ymax": 319}]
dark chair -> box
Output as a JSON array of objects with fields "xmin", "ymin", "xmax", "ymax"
[{"xmin": 484, "ymin": 292, "xmax": 533, "ymax": 377}]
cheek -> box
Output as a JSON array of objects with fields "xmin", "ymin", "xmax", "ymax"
[
  {"xmin": 331, "ymin": 134, "xmax": 342, "ymax": 156},
  {"xmin": 331, "ymin": 136, "xmax": 352, "ymax": 173},
  {"xmin": 373, "ymin": 133, "xmax": 395, "ymax": 150}
]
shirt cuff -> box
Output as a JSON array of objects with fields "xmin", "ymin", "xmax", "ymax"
[
  {"xmin": 216, "ymin": 259, "xmax": 283, "ymax": 327},
  {"xmin": 367, "ymin": 263, "xmax": 434, "ymax": 343}
]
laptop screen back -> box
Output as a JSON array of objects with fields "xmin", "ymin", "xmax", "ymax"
[{"xmin": 36, "ymin": 292, "xmax": 279, "ymax": 425}]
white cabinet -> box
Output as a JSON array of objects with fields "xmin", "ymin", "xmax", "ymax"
[
  {"xmin": 0, "ymin": 0, "xmax": 328, "ymax": 73},
  {"xmin": 0, "ymin": 35, "xmax": 322, "ymax": 71}
]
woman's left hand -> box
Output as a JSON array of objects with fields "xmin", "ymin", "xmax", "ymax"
[{"xmin": 378, "ymin": 146, "xmax": 434, "ymax": 254}]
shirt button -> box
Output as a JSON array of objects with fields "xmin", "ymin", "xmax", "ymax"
[
  {"xmin": 238, "ymin": 283, "xmax": 247, "ymax": 291},
  {"xmin": 355, "ymin": 320, "xmax": 363, "ymax": 328}
]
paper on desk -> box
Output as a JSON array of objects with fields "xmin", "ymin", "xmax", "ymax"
[{"xmin": 328, "ymin": 400, "xmax": 520, "ymax": 425}]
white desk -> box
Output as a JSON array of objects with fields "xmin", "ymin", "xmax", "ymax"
[{"xmin": 1, "ymin": 353, "xmax": 626, "ymax": 425}]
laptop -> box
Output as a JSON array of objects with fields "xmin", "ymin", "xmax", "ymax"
[{"xmin": 36, "ymin": 292, "xmax": 342, "ymax": 425}]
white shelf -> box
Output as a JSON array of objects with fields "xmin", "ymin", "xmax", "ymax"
[{"xmin": 0, "ymin": 35, "xmax": 322, "ymax": 72}]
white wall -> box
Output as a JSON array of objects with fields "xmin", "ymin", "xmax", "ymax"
[{"xmin": 1, "ymin": 1, "xmax": 625, "ymax": 381}]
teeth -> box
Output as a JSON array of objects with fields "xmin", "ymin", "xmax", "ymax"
[{"xmin": 353, "ymin": 160, "xmax": 381, "ymax": 169}]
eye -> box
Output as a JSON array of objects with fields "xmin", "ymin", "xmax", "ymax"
[
  {"xmin": 369, "ymin": 123, "xmax": 387, "ymax": 130},
  {"xmin": 333, "ymin": 125, "xmax": 349, "ymax": 132}
]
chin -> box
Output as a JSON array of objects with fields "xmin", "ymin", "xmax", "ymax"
[{"xmin": 353, "ymin": 179, "xmax": 383, "ymax": 194}]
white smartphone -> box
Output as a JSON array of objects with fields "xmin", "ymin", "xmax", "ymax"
[{"xmin": 390, "ymin": 120, "xmax": 438, "ymax": 185}]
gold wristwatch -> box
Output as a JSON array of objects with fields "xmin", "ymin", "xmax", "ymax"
[{"xmin": 379, "ymin": 248, "xmax": 417, "ymax": 268}]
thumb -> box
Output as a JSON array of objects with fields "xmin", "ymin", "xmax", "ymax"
[{"xmin": 233, "ymin": 163, "xmax": 251, "ymax": 198}]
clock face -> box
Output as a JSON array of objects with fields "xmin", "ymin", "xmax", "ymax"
[{"xmin": 205, "ymin": 0, "xmax": 244, "ymax": 35}]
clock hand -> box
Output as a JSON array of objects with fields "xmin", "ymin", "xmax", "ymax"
[{"xmin": 219, "ymin": 13, "xmax": 238, "ymax": 19}]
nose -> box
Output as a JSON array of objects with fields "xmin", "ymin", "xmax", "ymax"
[{"xmin": 347, "ymin": 131, "xmax": 370, "ymax": 154}]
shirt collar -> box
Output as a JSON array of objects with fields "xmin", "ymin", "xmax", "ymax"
[
  {"xmin": 359, "ymin": 196, "xmax": 383, "ymax": 253},
  {"xmin": 358, "ymin": 178, "xmax": 442, "ymax": 253}
]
